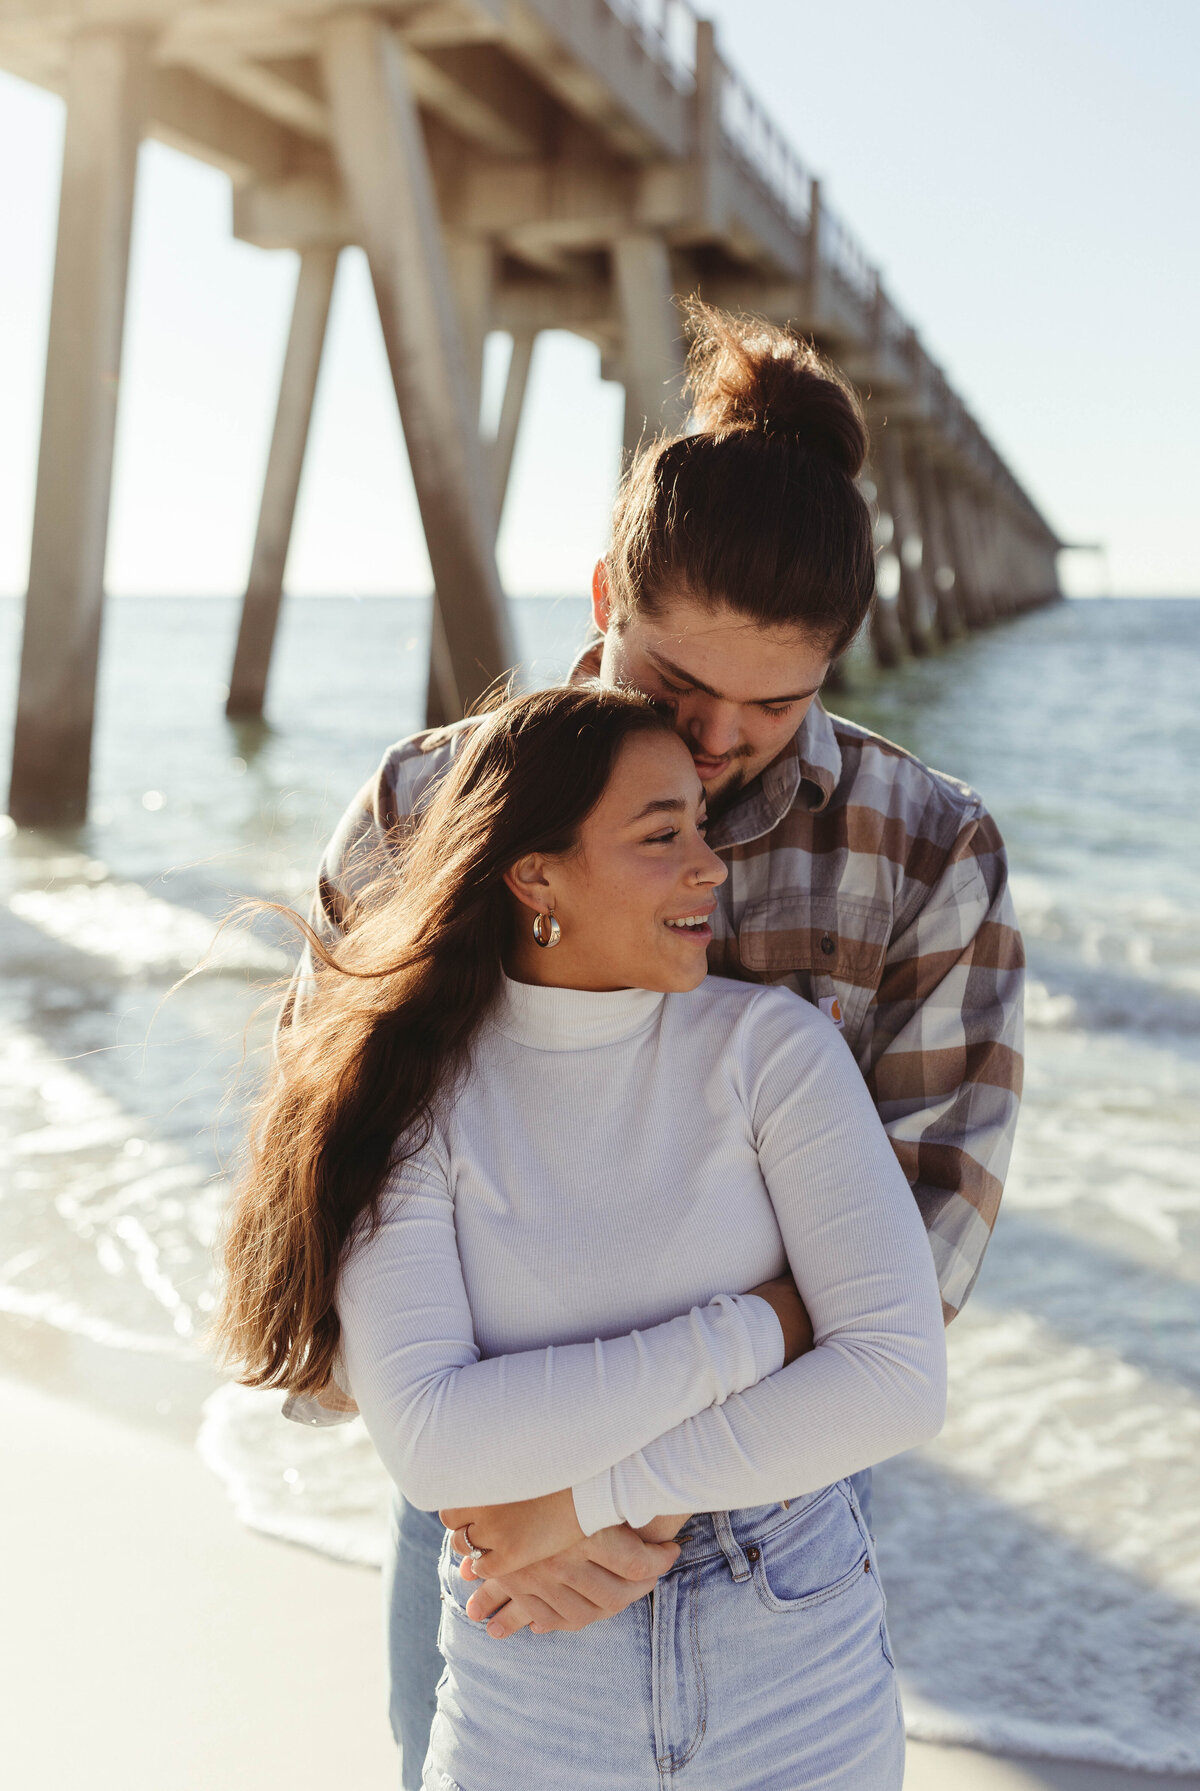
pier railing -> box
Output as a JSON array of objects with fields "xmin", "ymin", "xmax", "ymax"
[
  {"xmin": 588, "ymin": 2, "xmax": 1049, "ymax": 527},
  {"xmin": 600, "ymin": 1, "xmax": 877, "ymax": 312},
  {"xmin": 717, "ymin": 53, "xmax": 815, "ymax": 231},
  {"xmin": 821, "ymin": 210, "xmax": 877, "ymax": 306},
  {"xmin": 605, "ymin": 0, "xmax": 698, "ymax": 91}
]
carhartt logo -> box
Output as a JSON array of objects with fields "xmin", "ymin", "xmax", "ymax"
[{"xmin": 818, "ymin": 995, "xmax": 844, "ymax": 1028}]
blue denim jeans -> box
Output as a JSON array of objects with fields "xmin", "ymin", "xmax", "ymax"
[
  {"xmin": 425, "ymin": 1480, "xmax": 901, "ymax": 1790},
  {"xmin": 388, "ymin": 1468, "xmax": 884, "ymax": 1791},
  {"xmin": 385, "ymin": 1495, "xmax": 446, "ymax": 1790}
]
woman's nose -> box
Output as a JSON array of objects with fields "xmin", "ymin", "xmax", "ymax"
[{"xmin": 692, "ymin": 839, "xmax": 728, "ymax": 887}]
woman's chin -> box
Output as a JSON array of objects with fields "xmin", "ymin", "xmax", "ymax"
[
  {"xmin": 664, "ymin": 928, "xmax": 713, "ymax": 991},
  {"xmin": 598, "ymin": 941, "xmax": 711, "ymax": 995},
  {"xmin": 655, "ymin": 953, "xmax": 711, "ymax": 994}
]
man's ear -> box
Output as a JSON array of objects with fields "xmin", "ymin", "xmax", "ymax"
[
  {"xmin": 591, "ymin": 559, "xmax": 613, "ymax": 634},
  {"xmin": 503, "ymin": 853, "xmax": 554, "ymax": 915}
]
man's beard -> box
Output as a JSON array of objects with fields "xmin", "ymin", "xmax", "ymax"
[{"xmin": 704, "ymin": 761, "xmax": 753, "ymax": 821}]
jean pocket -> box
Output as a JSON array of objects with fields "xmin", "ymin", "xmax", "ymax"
[{"xmin": 750, "ymin": 1484, "xmax": 872, "ymax": 1614}]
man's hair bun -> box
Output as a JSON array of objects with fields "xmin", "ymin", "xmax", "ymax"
[
  {"xmin": 684, "ymin": 299, "xmax": 868, "ymax": 479},
  {"xmin": 607, "ymin": 298, "xmax": 876, "ymax": 656}
]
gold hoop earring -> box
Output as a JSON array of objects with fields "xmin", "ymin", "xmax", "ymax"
[{"xmin": 532, "ymin": 911, "xmax": 561, "ymax": 949}]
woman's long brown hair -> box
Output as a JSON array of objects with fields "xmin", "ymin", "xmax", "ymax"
[{"xmin": 216, "ymin": 684, "xmax": 674, "ymax": 1396}]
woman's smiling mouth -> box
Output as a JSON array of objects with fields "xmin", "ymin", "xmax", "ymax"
[{"xmin": 664, "ymin": 908, "xmax": 714, "ymax": 942}]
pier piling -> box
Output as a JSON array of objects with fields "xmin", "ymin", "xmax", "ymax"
[
  {"xmin": 321, "ymin": 10, "xmax": 513, "ymax": 726},
  {"xmin": 876, "ymin": 429, "xmax": 937, "ymax": 656},
  {"xmin": 490, "ymin": 330, "xmax": 536, "ymax": 523},
  {"xmin": 227, "ymin": 247, "xmax": 338, "ymax": 721},
  {"xmin": 613, "ymin": 232, "xmax": 687, "ymax": 455},
  {"xmin": 8, "ymin": 28, "xmax": 149, "ymax": 827},
  {"xmin": 910, "ymin": 444, "xmax": 963, "ymax": 642}
]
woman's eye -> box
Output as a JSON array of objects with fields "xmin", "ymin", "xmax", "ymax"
[{"xmin": 646, "ymin": 829, "xmax": 680, "ymax": 845}]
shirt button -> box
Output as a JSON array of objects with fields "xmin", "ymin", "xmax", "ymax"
[
  {"xmin": 820, "ymin": 935, "xmax": 836, "ymax": 956},
  {"xmin": 746, "ymin": 1546, "xmax": 760, "ymax": 1562}
]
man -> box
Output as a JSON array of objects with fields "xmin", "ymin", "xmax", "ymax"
[{"xmin": 298, "ymin": 558, "xmax": 1023, "ymax": 1785}]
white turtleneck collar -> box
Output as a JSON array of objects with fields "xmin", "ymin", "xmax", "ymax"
[{"xmin": 491, "ymin": 972, "xmax": 666, "ymax": 1052}]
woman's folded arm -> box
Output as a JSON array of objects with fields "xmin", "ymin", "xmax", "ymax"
[
  {"xmin": 336, "ymin": 1139, "xmax": 785, "ymax": 1512},
  {"xmin": 570, "ymin": 991, "xmax": 948, "ymax": 1532}
]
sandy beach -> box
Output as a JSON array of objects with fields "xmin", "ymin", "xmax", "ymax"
[
  {"xmin": 6, "ymin": 1364, "xmax": 1198, "ymax": 1791},
  {"xmin": 4, "ymin": 1370, "xmax": 395, "ymax": 1791}
]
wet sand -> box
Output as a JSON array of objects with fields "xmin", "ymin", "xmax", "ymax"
[{"xmin": 6, "ymin": 1369, "xmax": 1196, "ymax": 1791}]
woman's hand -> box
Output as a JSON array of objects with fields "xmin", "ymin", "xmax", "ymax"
[
  {"xmin": 748, "ymin": 1272, "xmax": 814, "ymax": 1366},
  {"xmin": 461, "ymin": 1525, "xmax": 680, "ymax": 1638},
  {"xmin": 440, "ymin": 1487, "xmax": 584, "ymax": 1578}
]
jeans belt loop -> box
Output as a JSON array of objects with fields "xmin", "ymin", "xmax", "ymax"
[{"xmin": 712, "ymin": 1510, "xmax": 753, "ymax": 1583}]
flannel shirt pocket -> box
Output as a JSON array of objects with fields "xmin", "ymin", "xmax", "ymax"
[{"xmin": 736, "ymin": 892, "xmax": 891, "ymax": 1039}]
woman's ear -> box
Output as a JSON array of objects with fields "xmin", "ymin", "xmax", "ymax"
[
  {"xmin": 591, "ymin": 559, "xmax": 613, "ymax": 634},
  {"xmin": 503, "ymin": 854, "xmax": 554, "ymax": 915}
]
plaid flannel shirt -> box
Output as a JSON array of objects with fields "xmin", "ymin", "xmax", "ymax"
[{"xmin": 300, "ymin": 681, "xmax": 1023, "ymax": 1328}]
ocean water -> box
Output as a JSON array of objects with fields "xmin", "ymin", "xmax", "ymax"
[{"xmin": 2, "ymin": 594, "xmax": 1198, "ymax": 1769}]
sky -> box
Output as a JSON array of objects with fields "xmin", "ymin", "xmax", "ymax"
[{"xmin": 0, "ymin": 0, "xmax": 1196, "ymax": 602}]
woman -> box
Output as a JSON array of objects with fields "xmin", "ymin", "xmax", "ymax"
[{"xmin": 218, "ymin": 681, "xmax": 946, "ymax": 1790}]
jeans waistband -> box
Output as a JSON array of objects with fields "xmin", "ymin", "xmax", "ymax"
[{"xmin": 667, "ymin": 1482, "xmax": 855, "ymax": 1580}]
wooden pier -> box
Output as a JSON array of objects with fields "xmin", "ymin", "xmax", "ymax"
[{"xmin": 2, "ymin": 0, "xmax": 1062, "ymax": 827}]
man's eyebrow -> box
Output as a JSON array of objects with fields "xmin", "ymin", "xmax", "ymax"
[
  {"xmin": 629, "ymin": 796, "xmax": 688, "ymax": 821},
  {"xmin": 648, "ymin": 648, "xmax": 823, "ymax": 706}
]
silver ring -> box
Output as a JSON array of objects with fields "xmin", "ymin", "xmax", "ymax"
[{"xmin": 464, "ymin": 1522, "xmax": 489, "ymax": 1564}]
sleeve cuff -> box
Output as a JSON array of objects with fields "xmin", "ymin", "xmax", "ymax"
[
  {"xmin": 572, "ymin": 1473, "xmax": 621, "ymax": 1537},
  {"xmin": 734, "ymin": 1292, "xmax": 787, "ymax": 1380}
]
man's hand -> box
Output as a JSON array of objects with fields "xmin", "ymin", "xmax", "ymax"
[{"xmin": 459, "ymin": 1524, "xmax": 681, "ymax": 1639}]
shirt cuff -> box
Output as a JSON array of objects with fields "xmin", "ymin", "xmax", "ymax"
[
  {"xmin": 571, "ymin": 1295, "xmax": 785, "ymax": 1537},
  {"xmin": 733, "ymin": 1292, "xmax": 787, "ymax": 1380},
  {"xmin": 572, "ymin": 1472, "xmax": 621, "ymax": 1537}
]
